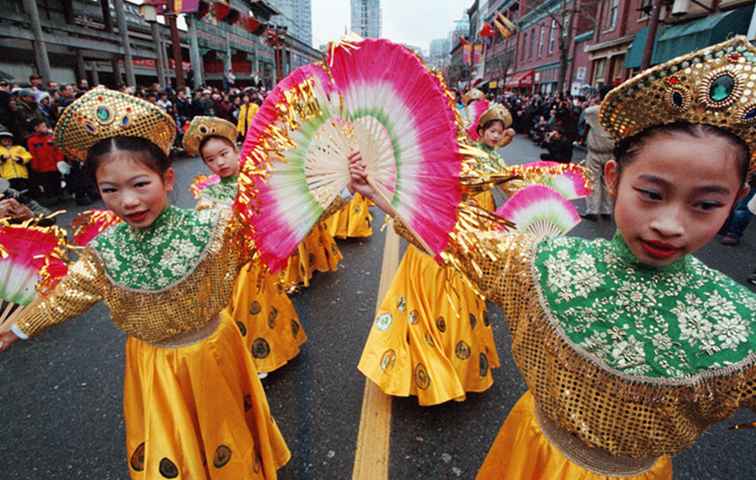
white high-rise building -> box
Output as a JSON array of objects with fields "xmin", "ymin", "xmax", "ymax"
[
  {"xmin": 268, "ymin": 0, "xmax": 312, "ymax": 46},
  {"xmin": 429, "ymin": 38, "xmax": 451, "ymax": 70},
  {"xmin": 351, "ymin": 0, "xmax": 382, "ymax": 38}
]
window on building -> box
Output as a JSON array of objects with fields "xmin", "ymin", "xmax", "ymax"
[
  {"xmin": 548, "ymin": 19, "xmax": 557, "ymax": 54},
  {"xmin": 606, "ymin": 0, "xmax": 619, "ymax": 30},
  {"xmin": 521, "ymin": 32, "xmax": 528, "ymax": 61},
  {"xmin": 538, "ymin": 25, "xmax": 545, "ymax": 57},
  {"xmin": 639, "ymin": 0, "xmax": 653, "ymax": 19},
  {"xmin": 593, "ymin": 58, "xmax": 607, "ymax": 84},
  {"xmin": 529, "ymin": 28, "xmax": 536, "ymax": 58}
]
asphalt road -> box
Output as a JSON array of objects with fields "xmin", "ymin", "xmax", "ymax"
[{"xmin": 0, "ymin": 136, "xmax": 754, "ymax": 480}]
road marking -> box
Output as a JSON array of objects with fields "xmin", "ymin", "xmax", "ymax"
[{"xmin": 352, "ymin": 228, "xmax": 400, "ymax": 480}]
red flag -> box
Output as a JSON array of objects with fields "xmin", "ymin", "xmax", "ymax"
[
  {"xmin": 479, "ymin": 22, "xmax": 495, "ymax": 38},
  {"xmin": 211, "ymin": 2, "xmax": 231, "ymax": 20},
  {"xmin": 241, "ymin": 15, "xmax": 267, "ymax": 35}
]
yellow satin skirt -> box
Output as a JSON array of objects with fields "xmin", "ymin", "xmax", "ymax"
[
  {"xmin": 283, "ymin": 222, "xmax": 342, "ymax": 290},
  {"xmin": 123, "ymin": 312, "xmax": 291, "ymax": 479},
  {"xmin": 477, "ymin": 392, "xmax": 673, "ymax": 480},
  {"xmin": 358, "ymin": 245, "xmax": 500, "ymax": 406},
  {"xmin": 229, "ymin": 260, "xmax": 306, "ymax": 374},
  {"xmin": 324, "ymin": 193, "xmax": 373, "ymax": 239}
]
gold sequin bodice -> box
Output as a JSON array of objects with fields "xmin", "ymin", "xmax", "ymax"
[{"xmin": 15, "ymin": 209, "xmax": 250, "ymax": 343}]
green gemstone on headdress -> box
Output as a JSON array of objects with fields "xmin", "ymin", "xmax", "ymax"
[
  {"xmin": 709, "ymin": 75, "xmax": 734, "ymax": 102},
  {"xmin": 96, "ymin": 105, "xmax": 111, "ymax": 123}
]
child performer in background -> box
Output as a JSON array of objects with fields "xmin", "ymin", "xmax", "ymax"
[{"xmin": 185, "ymin": 116, "xmax": 306, "ymax": 378}]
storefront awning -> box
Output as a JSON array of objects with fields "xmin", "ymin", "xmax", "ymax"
[
  {"xmin": 506, "ymin": 70, "xmax": 534, "ymax": 88},
  {"xmin": 624, "ymin": 26, "xmax": 663, "ymax": 69},
  {"xmin": 651, "ymin": 5, "xmax": 752, "ymax": 66}
]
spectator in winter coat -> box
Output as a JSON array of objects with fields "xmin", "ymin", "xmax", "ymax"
[
  {"xmin": 0, "ymin": 123, "xmax": 32, "ymax": 191},
  {"xmin": 26, "ymin": 119, "xmax": 63, "ymax": 203},
  {"xmin": 14, "ymin": 89, "xmax": 44, "ymax": 142}
]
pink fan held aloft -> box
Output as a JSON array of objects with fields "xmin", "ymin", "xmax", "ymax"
[
  {"xmin": 496, "ymin": 184, "xmax": 580, "ymax": 241},
  {"xmin": 466, "ymin": 99, "xmax": 491, "ymax": 141},
  {"xmin": 328, "ymin": 37, "xmax": 464, "ymax": 259}
]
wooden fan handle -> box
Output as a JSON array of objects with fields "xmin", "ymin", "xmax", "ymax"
[{"xmin": 364, "ymin": 177, "xmax": 435, "ymax": 255}]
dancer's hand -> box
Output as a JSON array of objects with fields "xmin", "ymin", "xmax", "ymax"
[
  {"xmin": 0, "ymin": 330, "xmax": 19, "ymax": 353},
  {"xmin": 347, "ymin": 151, "xmax": 392, "ymax": 214}
]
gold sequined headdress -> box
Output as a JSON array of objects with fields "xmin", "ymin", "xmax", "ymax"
[
  {"xmin": 55, "ymin": 87, "xmax": 176, "ymax": 162},
  {"xmin": 462, "ymin": 88, "xmax": 484, "ymax": 105},
  {"xmin": 183, "ymin": 116, "xmax": 238, "ymax": 157},
  {"xmin": 600, "ymin": 36, "xmax": 756, "ymax": 173},
  {"xmin": 478, "ymin": 103, "xmax": 513, "ymax": 130}
]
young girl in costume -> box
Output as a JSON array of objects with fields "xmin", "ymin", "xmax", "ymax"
[
  {"xmin": 357, "ymin": 105, "xmax": 518, "ymax": 406},
  {"xmin": 353, "ymin": 37, "xmax": 755, "ymax": 479},
  {"xmin": 471, "ymin": 103, "xmax": 516, "ymax": 211},
  {"xmin": 185, "ymin": 116, "xmax": 306, "ymax": 377},
  {"xmin": 0, "ymin": 88, "xmax": 353, "ymax": 478}
]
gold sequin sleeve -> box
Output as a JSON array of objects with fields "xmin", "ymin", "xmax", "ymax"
[
  {"xmin": 14, "ymin": 249, "xmax": 104, "ymax": 338},
  {"xmin": 392, "ymin": 215, "xmax": 537, "ymax": 323}
]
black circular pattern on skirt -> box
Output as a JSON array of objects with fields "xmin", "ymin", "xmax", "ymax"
[
  {"xmin": 415, "ymin": 363, "xmax": 431, "ymax": 390},
  {"xmin": 213, "ymin": 445, "xmax": 232, "ymax": 468},
  {"xmin": 268, "ymin": 307, "xmax": 278, "ymax": 329},
  {"xmin": 479, "ymin": 352, "xmax": 489, "ymax": 377},
  {"xmin": 291, "ymin": 319, "xmax": 300, "ymax": 337},
  {"xmin": 469, "ymin": 313, "xmax": 477, "ymax": 330},
  {"xmin": 455, "ymin": 340, "xmax": 471, "ymax": 360},
  {"xmin": 380, "ymin": 349, "xmax": 397, "ymax": 371},
  {"xmin": 130, "ymin": 442, "xmax": 145, "ymax": 471},
  {"xmin": 249, "ymin": 300, "xmax": 262, "ymax": 316},
  {"xmin": 236, "ymin": 321, "xmax": 247, "ymax": 337},
  {"xmin": 159, "ymin": 457, "xmax": 179, "ymax": 478},
  {"xmin": 435, "ymin": 316, "xmax": 446, "ymax": 333},
  {"xmin": 252, "ymin": 338, "xmax": 271, "ymax": 359}
]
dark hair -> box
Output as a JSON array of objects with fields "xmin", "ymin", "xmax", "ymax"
[
  {"xmin": 198, "ymin": 135, "xmax": 237, "ymax": 159},
  {"xmin": 614, "ymin": 122, "xmax": 750, "ymax": 183},
  {"xmin": 478, "ymin": 118, "xmax": 506, "ymax": 134},
  {"xmin": 85, "ymin": 136, "xmax": 172, "ymax": 181}
]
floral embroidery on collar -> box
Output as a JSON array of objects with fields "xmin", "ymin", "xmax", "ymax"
[
  {"xmin": 534, "ymin": 233, "xmax": 756, "ymax": 378},
  {"xmin": 91, "ymin": 205, "xmax": 218, "ymax": 291},
  {"xmin": 200, "ymin": 175, "xmax": 237, "ymax": 206}
]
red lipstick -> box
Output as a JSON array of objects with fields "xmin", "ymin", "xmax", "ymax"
[{"xmin": 640, "ymin": 239, "xmax": 682, "ymax": 260}]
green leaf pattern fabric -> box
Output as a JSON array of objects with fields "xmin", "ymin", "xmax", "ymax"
[
  {"xmin": 200, "ymin": 175, "xmax": 238, "ymax": 206},
  {"xmin": 92, "ymin": 205, "xmax": 217, "ymax": 291},
  {"xmin": 534, "ymin": 233, "xmax": 756, "ymax": 378}
]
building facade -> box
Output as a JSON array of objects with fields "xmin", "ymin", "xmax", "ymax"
[
  {"xmin": 462, "ymin": 0, "xmax": 754, "ymax": 96},
  {"xmin": 351, "ymin": 0, "xmax": 381, "ymax": 38}
]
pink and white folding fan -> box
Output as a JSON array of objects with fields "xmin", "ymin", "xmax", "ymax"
[
  {"xmin": 496, "ymin": 185, "xmax": 580, "ymax": 241},
  {"xmin": 0, "ymin": 218, "xmax": 69, "ymax": 330},
  {"xmin": 236, "ymin": 63, "xmax": 350, "ymax": 271},
  {"xmin": 517, "ymin": 161, "xmax": 592, "ymax": 200},
  {"xmin": 466, "ymin": 99, "xmax": 490, "ymax": 141},
  {"xmin": 327, "ymin": 37, "xmax": 464, "ymax": 258}
]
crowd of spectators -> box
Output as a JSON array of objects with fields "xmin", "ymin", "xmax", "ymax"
[{"xmin": 0, "ymin": 74, "xmax": 268, "ymax": 208}]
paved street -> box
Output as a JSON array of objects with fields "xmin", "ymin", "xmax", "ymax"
[{"xmin": 1, "ymin": 136, "xmax": 754, "ymax": 479}]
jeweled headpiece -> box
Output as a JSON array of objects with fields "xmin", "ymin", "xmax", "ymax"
[
  {"xmin": 55, "ymin": 87, "xmax": 176, "ymax": 162},
  {"xmin": 462, "ymin": 88, "xmax": 485, "ymax": 105},
  {"xmin": 478, "ymin": 103, "xmax": 513, "ymax": 130},
  {"xmin": 183, "ymin": 116, "xmax": 237, "ymax": 157},
  {"xmin": 600, "ymin": 36, "xmax": 756, "ymax": 173}
]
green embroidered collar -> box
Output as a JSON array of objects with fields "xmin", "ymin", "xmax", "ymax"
[
  {"xmin": 201, "ymin": 175, "xmax": 238, "ymax": 205},
  {"xmin": 475, "ymin": 142, "xmax": 507, "ymax": 173},
  {"xmin": 92, "ymin": 205, "xmax": 218, "ymax": 291},
  {"xmin": 534, "ymin": 233, "xmax": 756, "ymax": 379}
]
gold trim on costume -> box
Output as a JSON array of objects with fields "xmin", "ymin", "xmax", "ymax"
[
  {"xmin": 600, "ymin": 36, "xmax": 756, "ymax": 173},
  {"xmin": 183, "ymin": 116, "xmax": 238, "ymax": 157},
  {"xmin": 55, "ymin": 87, "xmax": 176, "ymax": 162}
]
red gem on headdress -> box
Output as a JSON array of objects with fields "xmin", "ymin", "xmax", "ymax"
[
  {"xmin": 728, "ymin": 53, "xmax": 742, "ymax": 63},
  {"xmin": 665, "ymin": 76, "xmax": 680, "ymax": 86},
  {"xmin": 97, "ymin": 96, "xmax": 104, "ymax": 101}
]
